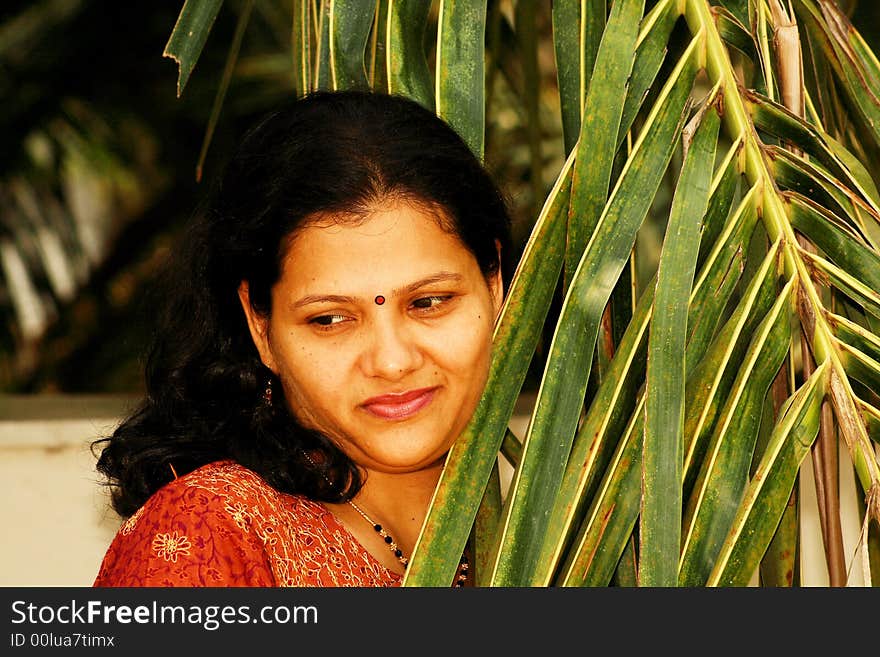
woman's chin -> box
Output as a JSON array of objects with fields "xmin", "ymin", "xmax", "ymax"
[{"xmin": 348, "ymin": 440, "xmax": 453, "ymax": 475}]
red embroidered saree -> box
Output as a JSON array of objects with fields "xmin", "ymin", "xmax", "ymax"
[{"xmin": 93, "ymin": 460, "xmax": 402, "ymax": 587}]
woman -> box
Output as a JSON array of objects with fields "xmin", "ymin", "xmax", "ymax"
[{"xmin": 91, "ymin": 90, "xmax": 513, "ymax": 587}]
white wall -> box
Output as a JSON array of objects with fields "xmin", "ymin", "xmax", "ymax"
[{"xmin": 1, "ymin": 395, "xmax": 132, "ymax": 586}]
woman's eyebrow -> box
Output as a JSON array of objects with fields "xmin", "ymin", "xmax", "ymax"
[
  {"xmin": 290, "ymin": 294, "xmax": 356, "ymax": 310},
  {"xmin": 397, "ymin": 272, "xmax": 463, "ymax": 295},
  {"xmin": 290, "ymin": 272, "xmax": 464, "ymax": 309}
]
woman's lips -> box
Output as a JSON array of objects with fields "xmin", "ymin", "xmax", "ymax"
[{"xmin": 361, "ymin": 387, "xmax": 437, "ymax": 420}]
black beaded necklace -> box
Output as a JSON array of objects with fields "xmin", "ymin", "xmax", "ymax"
[
  {"xmin": 346, "ymin": 498, "xmax": 470, "ymax": 586},
  {"xmin": 302, "ymin": 451, "xmax": 469, "ymax": 586}
]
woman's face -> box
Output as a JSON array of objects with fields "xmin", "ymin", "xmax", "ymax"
[{"xmin": 239, "ymin": 201, "xmax": 502, "ymax": 474}]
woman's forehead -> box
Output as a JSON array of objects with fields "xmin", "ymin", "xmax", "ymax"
[{"xmin": 277, "ymin": 203, "xmax": 478, "ymax": 294}]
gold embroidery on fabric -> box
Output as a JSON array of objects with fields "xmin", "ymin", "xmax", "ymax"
[
  {"xmin": 152, "ymin": 531, "xmax": 192, "ymax": 562},
  {"xmin": 120, "ymin": 504, "xmax": 146, "ymax": 535},
  {"xmin": 225, "ymin": 501, "xmax": 251, "ymax": 532},
  {"xmin": 181, "ymin": 461, "xmax": 401, "ymax": 587}
]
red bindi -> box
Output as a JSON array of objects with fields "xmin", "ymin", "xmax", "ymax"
[{"xmin": 374, "ymin": 295, "xmax": 385, "ymax": 305}]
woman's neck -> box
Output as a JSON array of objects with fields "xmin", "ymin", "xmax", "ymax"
[
  {"xmin": 354, "ymin": 461, "xmax": 443, "ymax": 543},
  {"xmin": 324, "ymin": 460, "xmax": 445, "ymax": 574}
]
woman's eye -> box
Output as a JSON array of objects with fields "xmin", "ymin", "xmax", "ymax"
[
  {"xmin": 411, "ymin": 295, "xmax": 452, "ymax": 311},
  {"xmin": 309, "ymin": 314, "xmax": 348, "ymax": 328}
]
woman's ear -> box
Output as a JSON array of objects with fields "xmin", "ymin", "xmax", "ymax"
[{"xmin": 237, "ymin": 281, "xmax": 277, "ymax": 373}]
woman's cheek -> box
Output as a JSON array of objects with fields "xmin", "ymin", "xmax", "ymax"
[{"xmin": 434, "ymin": 324, "xmax": 492, "ymax": 373}]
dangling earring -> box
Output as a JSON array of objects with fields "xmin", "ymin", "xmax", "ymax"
[{"xmin": 263, "ymin": 377, "xmax": 273, "ymax": 406}]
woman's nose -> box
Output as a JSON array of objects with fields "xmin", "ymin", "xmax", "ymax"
[{"xmin": 361, "ymin": 318, "xmax": 423, "ymax": 380}]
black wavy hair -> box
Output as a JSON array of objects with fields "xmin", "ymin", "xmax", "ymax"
[{"xmin": 92, "ymin": 90, "xmax": 514, "ymax": 518}]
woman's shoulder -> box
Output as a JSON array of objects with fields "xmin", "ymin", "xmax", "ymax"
[
  {"xmin": 113, "ymin": 460, "xmax": 280, "ymax": 529},
  {"xmin": 149, "ymin": 460, "xmax": 334, "ymax": 539},
  {"xmin": 172, "ymin": 458, "xmax": 271, "ymax": 493},
  {"xmin": 93, "ymin": 460, "xmax": 285, "ymax": 587},
  {"xmin": 93, "ymin": 459, "xmax": 401, "ymax": 587},
  {"xmin": 164, "ymin": 458, "xmax": 281, "ymax": 505},
  {"xmin": 172, "ymin": 461, "xmax": 332, "ymax": 530}
]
